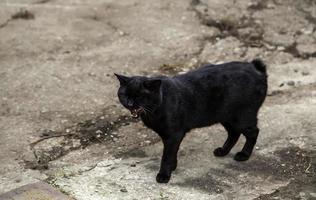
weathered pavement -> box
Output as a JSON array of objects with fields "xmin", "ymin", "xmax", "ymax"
[
  {"xmin": 48, "ymin": 83, "xmax": 316, "ymax": 200},
  {"xmin": 0, "ymin": 182, "xmax": 73, "ymax": 200},
  {"xmin": 0, "ymin": 0, "xmax": 315, "ymax": 199}
]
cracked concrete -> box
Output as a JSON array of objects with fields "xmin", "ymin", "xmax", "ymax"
[{"xmin": 0, "ymin": 0, "xmax": 315, "ymax": 199}]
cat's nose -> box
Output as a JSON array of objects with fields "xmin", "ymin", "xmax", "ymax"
[{"xmin": 127, "ymin": 100, "xmax": 133, "ymax": 107}]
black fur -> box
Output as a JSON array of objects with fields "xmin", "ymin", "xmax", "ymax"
[{"xmin": 115, "ymin": 59, "xmax": 268, "ymax": 183}]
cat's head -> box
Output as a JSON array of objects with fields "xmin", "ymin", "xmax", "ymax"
[{"xmin": 114, "ymin": 73, "xmax": 162, "ymax": 118}]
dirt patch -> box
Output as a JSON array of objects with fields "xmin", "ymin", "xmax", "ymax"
[
  {"xmin": 190, "ymin": 0, "xmax": 264, "ymax": 48},
  {"xmin": 118, "ymin": 148, "xmax": 148, "ymax": 159},
  {"xmin": 225, "ymin": 146, "xmax": 315, "ymax": 179},
  {"xmin": 144, "ymin": 160, "xmax": 160, "ymax": 171},
  {"xmin": 266, "ymin": 83, "xmax": 316, "ymax": 105},
  {"xmin": 175, "ymin": 168, "xmax": 231, "ymax": 194},
  {"xmin": 0, "ymin": 9, "xmax": 35, "ymax": 29},
  {"xmin": 158, "ymin": 63, "xmax": 185, "ymax": 75},
  {"xmin": 24, "ymin": 108, "xmax": 140, "ymax": 170},
  {"xmin": 75, "ymin": 115, "xmax": 138, "ymax": 146},
  {"xmin": 35, "ymin": 0, "xmax": 52, "ymax": 4},
  {"xmin": 190, "ymin": 0, "xmax": 316, "ymax": 63},
  {"xmin": 255, "ymin": 179, "xmax": 316, "ymax": 200},
  {"xmin": 177, "ymin": 146, "xmax": 315, "ymax": 195},
  {"xmin": 247, "ymin": 0, "xmax": 268, "ymax": 11},
  {"xmin": 11, "ymin": 9, "xmax": 35, "ymax": 20}
]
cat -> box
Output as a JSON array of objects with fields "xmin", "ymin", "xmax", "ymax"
[{"xmin": 115, "ymin": 59, "xmax": 268, "ymax": 183}]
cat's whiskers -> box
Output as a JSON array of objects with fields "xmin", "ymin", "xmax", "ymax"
[{"xmin": 141, "ymin": 105, "xmax": 154, "ymax": 116}]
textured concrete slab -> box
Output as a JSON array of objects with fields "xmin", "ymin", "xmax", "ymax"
[
  {"xmin": 0, "ymin": 0, "xmax": 316, "ymax": 199},
  {"xmin": 51, "ymin": 85, "xmax": 316, "ymax": 200},
  {"xmin": 0, "ymin": 182, "xmax": 72, "ymax": 200}
]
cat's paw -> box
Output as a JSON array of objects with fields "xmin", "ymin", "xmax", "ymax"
[
  {"xmin": 234, "ymin": 152, "xmax": 250, "ymax": 161},
  {"xmin": 213, "ymin": 147, "xmax": 229, "ymax": 157},
  {"xmin": 156, "ymin": 173, "xmax": 171, "ymax": 183}
]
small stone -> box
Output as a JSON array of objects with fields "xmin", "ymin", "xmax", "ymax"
[
  {"xmin": 267, "ymin": 3, "xmax": 275, "ymax": 9},
  {"xmin": 267, "ymin": 90, "xmax": 282, "ymax": 96},
  {"xmin": 279, "ymin": 83, "xmax": 284, "ymax": 87},
  {"xmin": 281, "ymin": 163, "xmax": 286, "ymax": 167},
  {"xmin": 310, "ymin": 193, "xmax": 316, "ymax": 198},
  {"xmin": 120, "ymin": 188, "xmax": 128, "ymax": 193},
  {"xmin": 301, "ymin": 26, "xmax": 314, "ymax": 35},
  {"xmin": 255, "ymin": 146, "xmax": 260, "ymax": 150},
  {"xmin": 96, "ymin": 130, "xmax": 102, "ymax": 134},
  {"xmin": 119, "ymin": 31, "xmax": 125, "ymax": 36},
  {"xmin": 181, "ymin": 68, "xmax": 189, "ymax": 73},
  {"xmin": 264, "ymin": 43, "xmax": 276, "ymax": 50},
  {"xmin": 15, "ymin": 179, "xmax": 21, "ymax": 183},
  {"xmin": 301, "ymin": 71, "xmax": 309, "ymax": 76},
  {"xmin": 299, "ymin": 192, "xmax": 306, "ymax": 197},
  {"xmin": 277, "ymin": 46, "xmax": 285, "ymax": 51},
  {"xmin": 234, "ymin": 47, "xmax": 241, "ymax": 53},
  {"xmin": 65, "ymin": 129, "xmax": 70, "ymax": 133},
  {"xmin": 287, "ymin": 81, "xmax": 295, "ymax": 86},
  {"xmin": 215, "ymin": 188, "xmax": 223, "ymax": 193},
  {"xmin": 100, "ymin": 116, "xmax": 105, "ymax": 120}
]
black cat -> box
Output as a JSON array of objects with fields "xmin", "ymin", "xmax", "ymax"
[{"xmin": 115, "ymin": 59, "xmax": 267, "ymax": 183}]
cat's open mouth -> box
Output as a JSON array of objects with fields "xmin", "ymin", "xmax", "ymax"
[{"xmin": 130, "ymin": 108, "xmax": 143, "ymax": 118}]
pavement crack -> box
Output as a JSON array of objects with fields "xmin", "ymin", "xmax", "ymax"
[
  {"xmin": 0, "ymin": 9, "xmax": 35, "ymax": 29},
  {"xmin": 79, "ymin": 164, "xmax": 98, "ymax": 173},
  {"xmin": 24, "ymin": 108, "xmax": 139, "ymax": 171},
  {"xmin": 297, "ymin": 4, "xmax": 316, "ymax": 28},
  {"xmin": 30, "ymin": 133, "xmax": 75, "ymax": 148},
  {"xmin": 0, "ymin": 19, "xmax": 11, "ymax": 29},
  {"xmin": 189, "ymin": 0, "xmax": 264, "ymax": 49}
]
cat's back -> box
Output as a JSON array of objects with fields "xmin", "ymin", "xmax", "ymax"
[{"xmin": 174, "ymin": 61, "xmax": 266, "ymax": 85}]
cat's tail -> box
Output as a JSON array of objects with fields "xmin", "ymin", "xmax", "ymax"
[{"xmin": 251, "ymin": 59, "xmax": 267, "ymax": 75}]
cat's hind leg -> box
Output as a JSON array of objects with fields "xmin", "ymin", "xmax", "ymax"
[
  {"xmin": 233, "ymin": 111, "xmax": 259, "ymax": 161},
  {"xmin": 213, "ymin": 122, "xmax": 241, "ymax": 157},
  {"xmin": 234, "ymin": 126, "xmax": 259, "ymax": 161}
]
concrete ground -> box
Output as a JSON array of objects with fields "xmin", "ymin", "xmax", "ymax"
[{"xmin": 0, "ymin": 0, "xmax": 315, "ymax": 199}]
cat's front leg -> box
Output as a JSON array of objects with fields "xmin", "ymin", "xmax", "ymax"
[{"xmin": 156, "ymin": 132, "xmax": 185, "ymax": 183}]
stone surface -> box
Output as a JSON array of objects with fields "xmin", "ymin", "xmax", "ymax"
[
  {"xmin": 0, "ymin": 0, "xmax": 315, "ymax": 199},
  {"xmin": 0, "ymin": 182, "xmax": 72, "ymax": 200}
]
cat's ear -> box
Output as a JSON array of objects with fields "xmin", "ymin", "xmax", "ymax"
[
  {"xmin": 143, "ymin": 79, "xmax": 161, "ymax": 91},
  {"xmin": 114, "ymin": 73, "xmax": 131, "ymax": 85}
]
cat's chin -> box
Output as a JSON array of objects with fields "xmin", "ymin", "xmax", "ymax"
[{"xmin": 130, "ymin": 108, "xmax": 143, "ymax": 118}]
